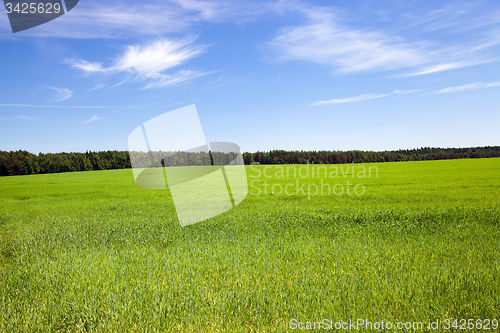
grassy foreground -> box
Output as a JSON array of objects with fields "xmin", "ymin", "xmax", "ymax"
[{"xmin": 1, "ymin": 159, "xmax": 499, "ymax": 332}]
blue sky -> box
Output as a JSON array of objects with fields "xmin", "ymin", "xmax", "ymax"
[{"xmin": 0, "ymin": 0, "xmax": 499, "ymax": 153}]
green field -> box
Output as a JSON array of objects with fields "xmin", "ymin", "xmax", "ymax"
[{"xmin": 1, "ymin": 159, "xmax": 500, "ymax": 332}]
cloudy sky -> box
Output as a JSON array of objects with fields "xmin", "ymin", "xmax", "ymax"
[{"xmin": 1, "ymin": 0, "xmax": 499, "ymax": 153}]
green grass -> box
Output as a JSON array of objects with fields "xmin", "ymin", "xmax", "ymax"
[{"xmin": 1, "ymin": 158, "xmax": 499, "ymax": 332}]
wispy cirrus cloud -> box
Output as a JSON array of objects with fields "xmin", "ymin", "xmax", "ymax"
[
  {"xmin": 0, "ymin": 104, "xmax": 132, "ymax": 109},
  {"xmin": 268, "ymin": 9, "xmax": 426, "ymax": 74},
  {"xmin": 435, "ymin": 81, "xmax": 500, "ymax": 94},
  {"xmin": 309, "ymin": 80, "xmax": 500, "ymax": 106},
  {"xmin": 72, "ymin": 61, "xmax": 106, "ymax": 73},
  {"xmin": 74, "ymin": 38, "xmax": 206, "ymax": 75},
  {"xmin": 310, "ymin": 89, "xmax": 416, "ymax": 106},
  {"xmin": 0, "ymin": 0, "xmax": 282, "ymax": 39},
  {"xmin": 82, "ymin": 115, "xmax": 106, "ymax": 124},
  {"xmin": 268, "ymin": 3, "xmax": 500, "ymax": 76},
  {"xmin": 394, "ymin": 3, "xmax": 500, "ymax": 34},
  {"xmin": 70, "ymin": 38, "xmax": 208, "ymax": 89},
  {"xmin": 141, "ymin": 70, "xmax": 212, "ymax": 89},
  {"xmin": 48, "ymin": 86, "xmax": 73, "ymax": 102},
  {"xmin": 405, "ymin": 60, "xmax": 494, "ymax": 77},
  {"xmin": 0, "ymin": 115, "xmax": 38, "ymax": 121}
]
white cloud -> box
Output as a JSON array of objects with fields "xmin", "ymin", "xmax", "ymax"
[
  {"xmin": 268, "ymin": 3, "xmax": 500, "ymax": 75},
  {"xmin": 88, "ymin": 84, "xmax": 106, "ymax": 91},
  {"xmin": 82, "ymin": 115, "xmax": 105, "ymax": 124},
  {"xmin": 435, "ymin": 83, "xmax": 483, "ymax": 94},
  {"xmin": 48, "ymin": 86, "xmax": 74, "ymax": 102},
  {"xmin": 113, "ymin": 39, "xmax": 206, "ymax": 76},
  {"xmin": 141, "ymin": 70, "xmax": 209, "ymax": 89},
  {"xmin": 435, "ymin": 81, "xmax": 500, "ymax": 94},
  {"xmin": 395, "ymin": 3, "xmax": 500, "ymax": 34},
  {"xmin": 0, "ymin": 115, "xmax": 38, "ymax": 121},
  {"xmin": 0, "ymin": 104, "xmax": 128, "ymax": 109},
  {"xmin": 311, "ymin": 81, "xmax": 500, "ymax": 105},
  {"xmin": 0, "ymin": 1, "xmax": 191, "ymax": 39},
  {"xmin": 70, "ymin": 38, "xmax": 207, "ymax": 89},
  {"xmin": 310, "ymin": 89, "xmax": 415, "ymax": 106},
  {"xmin": 268, "ymin": 9, "xmax": 426, "ymax": 74},
  {"xmin": 0, "ymin": 0, "xmax": 281, "ymax": 39},
  {"xmin": 72, "ymin": 60, "xmax": 107, "ymax": 73},
  {"xmin": 406, "ymin": 59, "xmax": 495, "ymax": 77},
  {"xmin": 171, "ymin": 0, "xmax": 227, "ymax": 21},
  {"xmin": 13, "ymin": 115, "xmax": 37, "ymax": 120}
]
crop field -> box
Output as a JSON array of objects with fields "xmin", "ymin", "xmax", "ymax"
[{"xmin": 1, "ymin": 158, "xmax": 499, "ymax": 332}]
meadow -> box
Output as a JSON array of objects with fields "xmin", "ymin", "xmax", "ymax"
[{"xmin": 1, "ymin": 158, "xmax": 499, "ymax": 332}]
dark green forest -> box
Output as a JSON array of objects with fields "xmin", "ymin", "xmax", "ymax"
[
  {"xmin": 242, "ymin": 146, "xmax": 500, "ymax": 165},
  {"xmin": 1, "ymin": 146, "xmax": 499, "ymax": 176}
]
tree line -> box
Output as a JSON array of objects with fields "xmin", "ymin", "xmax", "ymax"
[
  {"xmin": 242, "ymin": 146, "xmax": 500, "ymax": 165},
  {"xmin": 0, "ymin": 150, "xmax": 129, "ymax": 176},
  {"xmin": 1, "ymin": 146, "xmax": 499, "ymax": 176}
]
